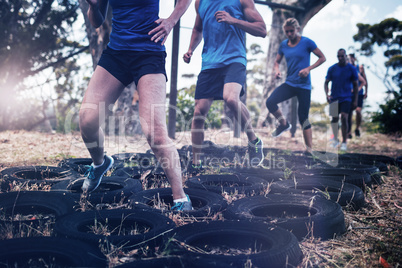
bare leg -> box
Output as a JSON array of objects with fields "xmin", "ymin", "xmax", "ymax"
[
  {"xmin": 340, "ymin": 112, "xmax": 349, "ymax": 144},
  {"xmin": 137, "ymin": 74, "xmax": 186, "ymax": 200},
  {"xmin": 222, "ymin": 83, "xmax": 257, "ymax": 142},
  {"xmin": 191, "ymin": 98, "xmax": 213, "ymax": 165},
  {"xmin": 355, "ymin": 107, "xmax": 362, "ymax": 131},
  {"xmin": 272, "ymin": 109, "xmax": 287, "ymax": 126},
  {"xmin": 303, "ymin": 128, "xmax": 313, "ymax": 152},
  {"xmin": 79, "ymin": 66, "xmax": 125, "ymax": 165}
]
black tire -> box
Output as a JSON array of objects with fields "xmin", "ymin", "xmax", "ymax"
[
  {"xmin": 111, "ymin": 153, "xmax": 156, "ymax": 169},
  {"xmin": 333, "ymin": 164, "xmax": 383, "ymax": 184},
  {"xmin": 111, "ymin": 166, "xmax": 143, "ymax": 179},
  {"xmin": 164, "ymin": 220, "xmax": 303, "ymax": 268},
  {"xmin": 0, "ymin": 191, "xmax": 77, "ymax": 229},
  {"xmin": 224, "ymin": 194, "xmax": 346, "ymax": 241},
  {"xmin": 129, "ymin": 188, "xmax": 228, "ymax": 217},
  {"xmin": 340, "ymin": 153, "xmax": 396, "ymax": 166},
  {"xmin": 0, "ymin": 236, "xmax": 107, "ymax": 267},
  {"xmin": 185, "ymin": 174, "xmax": 269, "ymax": 195},
  {"xmin": 54, "ymin": 208, "xmax": 175, "ymax": 248},
  {"xmin": 269, "ymin": 178, "xmax": 365, "ymax": 210},
  {"xmin": 115, "ymin": 256, "xmax": 233, "ymax": 268},
  {"xmin": 51, "ymin": 176, "xmax": 142, "ymax": 204},
  {"xmin": 296, "ymin": 168, "xmax": 372, "ymax": 189},
  {"xmin": 221, "ymin": 167, "xmax": 287, "ymax": 183},
  {"xmin": 397, "ymin": 156, "xmax": 402, "ymax": 169},
  {"xmin": 0, "ymin": 166, "xmax": 78, "ymax": 187}
]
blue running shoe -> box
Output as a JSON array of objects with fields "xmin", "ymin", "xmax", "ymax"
[
  {"xmin": 272, "ymin": 122, "xmax": 292, "ymax": 137},
  {"xmin": 171, "ymin": 194, "xmax": 193, "ymax": 211},
  {"xmin": 82, "ymin": 155, "xmax": 114, "ymax": 193}
]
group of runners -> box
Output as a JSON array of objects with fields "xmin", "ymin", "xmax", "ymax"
[{"xmin": 79, "ymin": 0, "xmax": 368, "ymax": 211}]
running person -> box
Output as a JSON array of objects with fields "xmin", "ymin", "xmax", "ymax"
[
  {"xmin": 324, "ymin": 49, "xmax": 359, "ymax": 151},
  {"xmin": 347, "ymin": 53, "xmax": 367, "ymax": 138},
  {"xmin": 265, "ymin": 18, "xmax": 326, "ymax": 154},
  {"xmin": 79, "ymin": 0, "xmax": 193, "ymax": 211},
  {"xmin": 183, "ymin": 0, "xmax": 267, "ymax": 170}
]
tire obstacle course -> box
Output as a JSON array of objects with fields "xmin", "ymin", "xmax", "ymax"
[{"xmin": 0, "ymin": 143, "xmax": 400, "ymax": 267}]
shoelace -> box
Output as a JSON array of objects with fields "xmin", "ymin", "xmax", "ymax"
[
  {"xmin": 84, "ymin": 165, "xmax": 95, "ymax": 180},
  {"xmin": 172, "ymin": 202, "xmax": 184, "ymax": 210}
]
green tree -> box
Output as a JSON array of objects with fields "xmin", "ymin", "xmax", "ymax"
[
  {"xmin": 0, "ymin": 0, "xmax": 86, "ymax": 130},
  {"xmin": 353, "ymin": 18, "xmax": 402, "ymax": 134}
]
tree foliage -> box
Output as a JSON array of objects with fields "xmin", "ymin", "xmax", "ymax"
[
  {"xmin": 0, "ymin": 0, "xmax": 85, "ymax": 131},
  {"xmin": 354, "ymin": 18, "xmax": 402, "ymax": 135}
]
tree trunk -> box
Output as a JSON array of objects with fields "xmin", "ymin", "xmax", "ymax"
[{"xmin": 257, "ymin": 0, "xmax": 332, "ymax": 129}]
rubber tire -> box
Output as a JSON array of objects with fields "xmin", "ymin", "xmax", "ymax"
[
  {"xmin": 51, "ymin": 176, "xmax": 142, "ymax": 204},
  {"xmin": 111, "ymin": 153, "xmax": 156, "ymax": 169},
  {"xmin": 296, "ymin": 168, "xmax": 372, "ymax": 189},
  {"xmin": 224, "ymin": 194, "xmax": 346, "ymax": 241},
  {"xmin": 0, "ymin": 236, "xmax": 107, "ymax": 267},
  {"xmin": 111, "ymin": 166, "xmax": 143, "ymax": 179},
  {"xmin": 0, "ymin": 191, "xmax": 77, "ymax": 229},
  {"xmin": 185, "ymin": 174, "xmax": 269, "ymax": 195},
  {"xmin": 115, "ymin": 256, "xmax": 233, "ymax": 268},
  {"xmin": 221, "ymin": 167, "xmax": 286, "ymax": 183},
  {"xmin": 333, "ymin": 163, "xmax": 383, "ymax": 184},
  {"xmin": 54, "ymin": 208, "xmax": 175, "ymax": 248},
  {"xmin": 269, "ymin": 178, "xmax": 365, "ymax": 210},
  {"xmin": 128, "ymin": 188, "xmax": 228, "ymax": 217},
  {"xmin": 164, "ymin": 220, "xmax": 303, "ymax": 268},
  {"xmin": 340, "ymin": 153, "xmax": 396, "ymax": 166},
  {"xmin": 0, "ymin": 166, "xmax": 78, "ymax": 186}
]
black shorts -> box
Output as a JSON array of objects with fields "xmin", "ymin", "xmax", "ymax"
[
  {"xmin": 97, "ymin": 46, "xmax": 167, "ymax": 87},
  {"xmin": 195, "ymin": 63, "xmax": 246, "ymax": 100},
  {"xmin": 329, "ymin": 100, "xmax": 351, "ymax": 117},
  {"xmin": 357, "ymin": 95, "xmax": 364, "ymax": 108}
]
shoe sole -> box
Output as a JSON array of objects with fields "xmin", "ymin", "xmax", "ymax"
[
  {"xmin": 272, "ymin": 124, "xmax": 292, "ymax": 138},
  {"xmin": 88, "ymin": 157, "xmax": 114, "ymax": 193}
]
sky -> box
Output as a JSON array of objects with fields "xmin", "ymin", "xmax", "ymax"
[{"xmin": 159, "ymin": 0, "xmax": 402, "ymax": 113}]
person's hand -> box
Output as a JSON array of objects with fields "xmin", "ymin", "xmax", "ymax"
[
  {"xmin": 149, "ymin": 18, "xmax": 175, "ymax": 45},
  {"xmin": 364, "ymin": 93, "xmax": 368, "ymax": 99},
  {"xmin": 85, "ymin": 0, "xmax": 98, "ymax": 7},
  {"xmin": 214, "ymin": 11, "xmax": 236, "ymax": 24},
  {"xmin": 298, "ymin": 68, "xmax": 310, "ymax": 78},
  {"xmin": 275, "ymin": 71, "xmax": 281, "ymax": 79},
  {"xmin": 352, "ymin": 100, "xmax": 358, "ymax": 110},
  {"xmin": 183, "ymin": 51, "xmax": 192, "ymax": 63},
  {"xmin": 326, "ymin": 95, "xmax": 331, "ymax": 103}
]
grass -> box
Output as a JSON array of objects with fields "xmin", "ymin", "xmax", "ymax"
[{"xmin": 0, "ymin": 127, "xmax": 401, "ymax": 267}]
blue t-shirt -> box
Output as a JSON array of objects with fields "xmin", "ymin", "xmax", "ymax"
[
  {"xmin": 108, "ymin": 0, "xmax": 165, "ymax": 52},
  {"xmin": 278, "ymin": 36, "xmax": 317, "ymax": 90},
  {"xmin": 199, "ymin": 0, "xmax": 247, "ymax": 70},
  {"xmin": 326, "ymin": 63, "xmax": 358, "ymax": 103}
]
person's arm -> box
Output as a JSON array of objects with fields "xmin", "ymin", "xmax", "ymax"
[
  {"xmin": 183, "ymin": 0, "xmax": 203, "ymax": 64},
  {"xmin": 86, "ymin": 0, "xmax": 109, "ymax": 28},
  {"xmin": 149, "ymin": 0, "xmax": 192, "ymax": 45},
  {"xmin": 324, "ymin": 79, "xmax": 331, "ymax": 103},
  {"xmin": 299, "ymin": 47, "xmax": 326, "ymax": 78},
  {"xmin": 214, "ymin": 0, "xmax": 266, "ymax": 37},
  {"xmin": 352, "ymin": 80, "xmax": 359, "ymax": 109},
  {"xmin": 357, "ymin": 73, "xmax": 366, "ymax": 92},
  {"xmin": 359, "ymin": 64, "xmax": 368, "ymax": 99},
  {"xmin": 273, "ymin": 53, "xmax": 284, "ymax": 79}
]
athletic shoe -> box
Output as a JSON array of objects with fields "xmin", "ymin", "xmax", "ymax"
[
  {"xmin": 272, "ymin": 122, "xmax": 291, "ymax": 137},
  {"xmin": 171, "ymin": 194, "xmax": 193, "ymax": 211},
  {"xmin": 248, "ymin": 138, "xmax": 264, "ymax": 166},
  {"xmin": 348, "ymin": 134, "xmax": 352, "ymax": 139},
  {"xmin": 340, "ymin": 142, "xmax": 347, "ymax": 151},
  {"xmin": 82, "ymin": 155, "xmax": 114, "ymax": 193},
  {"xmin": 355, "ymin": 129, "xmax": 360, "ymax": 137},
  {"xmin": 330, "ymin": 139, "xmax": 340, "ymax": 148}
]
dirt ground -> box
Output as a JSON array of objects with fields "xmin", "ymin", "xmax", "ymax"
[{"xmin": 0, "ymin": 128, "xmax": 401, "ymax": 267}]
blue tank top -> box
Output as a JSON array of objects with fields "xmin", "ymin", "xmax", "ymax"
[
  {"xmin": 198, "ymin": 0, "xmax": 247, "ymax": 70},
  {"xmin": 278, "ymin": 36, "xmax": 317, "ymax": 90},
  {"xmin": 108, "ymin": 0, "xmax": 165, "ymax": 52}
]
